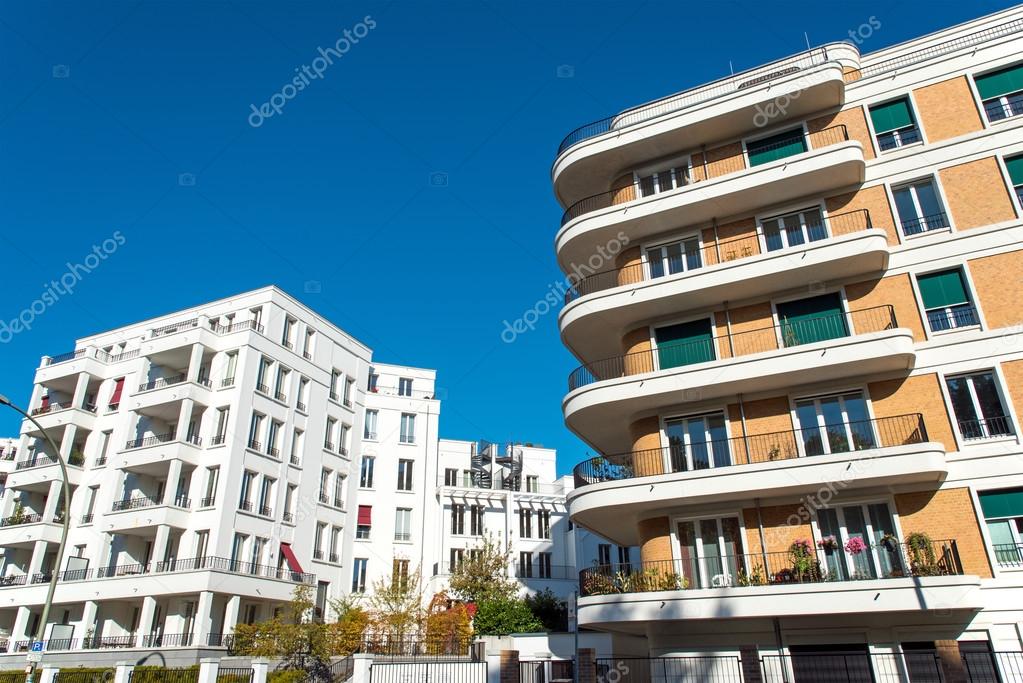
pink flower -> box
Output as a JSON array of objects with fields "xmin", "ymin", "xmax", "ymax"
[
  {"xmin": 844, "ymin": 536, "xmax": 867, "ymax": 555},
  {"xmin": 817, "ymin": 535, "xmax": 838, "ymax": 549}
]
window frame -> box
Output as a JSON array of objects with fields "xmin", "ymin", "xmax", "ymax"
[
  {"xmin": 789, "ymin": 387, "xmax": 877, "ymax": 458},
  {"xmin": 866, "ymin": 95, "xmax": 925, "ymax": 153},
  {"xmin": 668, "ymin": 511, "xmax": 748, "ymax": 588},
  {"xmin": 940, "ymin": 368, "xmax": 1017, "ymax": 444},
  {"xmin": 971, "ymin": 61, "xmax": 1023, "ymax": 125},
  {"xmin": 888, "ymin": 175, "xmax": 953, "ymax": 237},
  {"xmin": 756, "ymin": 203, "xmax": 829, "ymax": 253},
  {"xmin": 641, "ymin": 232, "xmax": 704, "ymax": 281},
  {"xmin": 911, "ymin": 266, "xmax": 983, "ymax": 336}
]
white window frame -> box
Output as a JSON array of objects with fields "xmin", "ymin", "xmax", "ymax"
[
  {"xmin": 658, "ymin": 408, "xmax": 731, "ymax": 472},
  {"xmin": 756, "ymin": 203, "xmax": 829, "ymax": 253},
  {"xmin": 642, "ymin": 233, "xmax": 704, "ymax": 280},
  {"xmin": 889, "ymin": 175, "xmax": 953, "ymax": 238},
  {"xmin": 789, "ymin": 387, "xmax": 876, "ymax": 458},
  {"xmin": 910, "ymin": 266, "xmax": 984, "ymax": 336},
  {"xmin": 668, "ymin": 511, "xmax": 747, "ymax": 588},
  {"xmin": 940, "ymin": 367, "xmax": 1017, "ymax": 445},
  {"xmin": 864, "ymin": 94, "xmax": 926, "ymax": 154},
  {"xmin": 808, "ymin": 496, "xmax": 904, "ymax": 580}
]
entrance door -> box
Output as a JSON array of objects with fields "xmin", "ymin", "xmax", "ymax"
[
  {"xmin": 795, "ymin": 391, "xmax": 875, "ymax": 456},
  {"xmin": 817, "ymin": 503, "xmax": 902, "ymax": 580}
]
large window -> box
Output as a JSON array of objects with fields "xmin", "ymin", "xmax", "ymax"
[
  {"xmin": 776, "ymin": 293, "xmax": 848, "ymax": 347},
  {"xmin": 746, "ymin": 128, "xmax": 807, "ymax": 167},
  {"xmin": 470, "ymin": 505, "xmax": 485, "ymax": 536},
  {"xmin": 975, "ymin": 62, "xmax": 1023, "ymax": 122},
  {"xmin": 674, "ymin": 516, "xmax": 743, "ymax": 589},
  {"xmin": 869, "ymin": 97, "xmax": 922, "ymax": 151},
  {"xmin": 351, "ymin": 558, "xmax": 368, "ymax": 593},
  {"xmin": 360, "ymin": 456, "xmax": 375, "ymax": 488},
  {"xmin": 654, "ymin": 318, "xmax": 715, "ymax": 369},
  {"xmin": 397, "ymin": 459, "xmax": 414, "ymax": 491},
  {"xmin": 664, "ymin": 412, "xmax": 729, "ymax": 471},
  {"xmin": 538, "ymin": 510, "xmax": 551, "ymax": 539},
  {"xmin": 398, "ymin": 377, "xmax": 413, "ymax": 397},
  {"xmin": 519, "ymin": 552, "xmax": 534, "ymax": 578},
  {"xmin": 646, "ymin": 236, "xmax": 701, "ymax": 279},
  {"xmin": 945, "ymin": 371, "xmax": 1014, "ymax": 440},
  {"xmin": 795, "ymin": 391, "xmax": 875, "ymax": 456},
  {"xmin": 1006, "ymin": 154, "xmax": 1023, "ymax": 207},
  {"xmin": 394, "ymin": 508, "xmax": 412, "ymax": 542},
  {"xmin": 979, "ymin": 489, "xmax": 1023, "ymax": 567},
  {"xmin": 450, "ymin": 504, "xmax": 465, "ymax": 535},
  {"xmin": 916, "ymin": 269, "xmax": 979, "ymax": 331},
  {"xmin": 356, "ymin": 505, "xmax": 372, "ymax": 539},
  {"xmin": 816, "ymin": 502, "xmax": 901, "ymax": 580},
  {"xmin": 893, "ymin": 178, "xmax": 949, "ymax": 236},
  {"xmin": 364, "ymin": 410, "xmax": 378, "ymax": 440},
  {"xmin": 519, "ymin": 509, "xmax": 533, "ymax": 538},
  {"xmin": 597, "ymin": 544, "xmax": 611, "ymax": 566},
  {"xmin": 636, "ymin": 164, "xmax": 689, "ymax": 198},
  {"xmin": 761, "ymin": 207, "xmax": 827, "ymax": 252},
  {"xmin": 400, "ymin": 413, "xmax": 416, "ymax": 444}
]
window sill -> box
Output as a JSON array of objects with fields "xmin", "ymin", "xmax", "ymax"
[
  {"xmin": 398, "ymin": 441, "xmax": 417, "ymax": 446},
  {"xmin": 236, "ymin": 508, "xmax": 275, "ymax": 522},
  {"xmin": 960, "ymin": 434, "xmax": 1017, "ymax": 447},
  {"xmin": 245, "ymin": 447, "xmax": 282, "ymax": 464},
  {"xmin": 876, "ymin": 140, "xmax": 924, "ymax": 155},
  {"xmin": 927, "ymin": 323, "xmax": 981, "ymax": 337},
  {"xmin": 395, "ymin": 489, "xmax": 415, "ymax": 495},
  {"xmin": 901, "ymin": 226, "xmax": 952, "ymax": 240}
]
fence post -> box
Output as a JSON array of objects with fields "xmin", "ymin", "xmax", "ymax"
[
  {"xmin": 250, "ymin": 659, "xmax": 268, "ymax": 683},
  {"xmin": 198, "ymin": 658, "xmax": 220, "ymax": 683},
  {"xmin": 500, "ymin": 650, "xmax": 519, "ymax": 683},
  {"xmin": 114, "ymin": 662, "xmax": 134, "ymax": 683},
  {"xmin": 352, "ymin": 653, "xmax": 373, "ymax": 683},
  {"xmin": 935, "ymin": 641, "xmax": 967, "ymax": 683},
  {"xmin": 38, "ymin": 666, "xmax": 59, "ymax": 683},
  {"xmin": 740, "ymin": 648, "xmax": 763, "ymax": 683},
  {"xmin": 577, "ymin": 649, "xmax": 595, "ymax": 683}
]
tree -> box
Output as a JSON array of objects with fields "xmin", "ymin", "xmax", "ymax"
[
  {"xmin": 366, "ymin": 564, "xmax": 424, "ymax": 639},
  {"xmin": 473, "ymin": 598, "xmax": 544, "ymax": 636},
  {"xmin": 448, "ymin": 534, "xmax": 518, "ymax": 603},
  {"xmin": 424, "ymin": 592, "xmax": 473, "ymax": 655},
  {"xmin": 524, "ymin": 588, "xmax": 568, "ymax": 632}
]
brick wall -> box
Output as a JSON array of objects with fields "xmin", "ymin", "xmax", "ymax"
[
  {"xmin": 743, "ymin": 504, "xmax": 813, "ymax": 556},
  {"xmin": 867, "ymin": 373, "xmax": 957, "ymax": 452},
  {"xmin": 807, "ymin": 105, "xmax": 876, "ymax": 160},
  {"xmin": 715, "ymin": 217, "xmax": 761, "ymax": 263},
  {"xmin": 615, "ymin": 246, "xmax": 644, "ymax": 287},
  {"xmin": 717, "ymin": 302, "xmax": 777, "ymax": 359},
  {"xmin": 845, "ymin": 273, "xmax": 927, "ymax": 341},
  {"xmin": 826, "ymin": 185, "xmax": 899, "ymax": 245},
  {"xmin": 610, "ymin": 173, "xmax": 636, "ymax": 206},
  {"xmin": 967, "ymin": 252, "xmax": 1023, "ymax": 329},
  {"xmin": 629, "ymin": 416, "xmax": 664, "ymax": 476},
  {"xmin": 638, "ymin": 516, "xmax": 673, "ymax": 564},
  {"xmin": 692, "ymin": 142, "xmax": 745, "ymax": 181},
  {"xmin": 939, "ymin": 157, "xmax": 1017, "ymax": 230},
  {"xmin": 999, "ymin": 360, "xmax": 1023, "ymax": 430},
  {"xmin": 913, "ymin": 76, "xmax": 984, "ymax": 143},
  {"xmin": 621, "ymin": 326, "xmax": 652, "ymax": 377},
  {"xmin": 894, "ymin": 488, "xmax": 992, "ymax": 578}
]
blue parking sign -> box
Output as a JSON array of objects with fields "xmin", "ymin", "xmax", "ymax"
[{"xmin": 30, "ymin": 641, "xmax": 43, "ymax": 652}]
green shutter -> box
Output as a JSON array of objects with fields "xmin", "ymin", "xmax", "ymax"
[
  {"xmin": 869, "ymin": 98, "xmax": 915, "ymax": 134},
  {"xmin": 777, "ymin": 293, "xmax": 848, "ymax": 347},
  {"xmin": 976, "ymin": 63, "xmax": 1023, "ymax": 100},
  {"xmin": 655, "ymin": 319, "xmax": 715, "ymax": 369},
  {"xmin": 980, "ymin": 489, "xmax": 1023, "ymax": 519},
  {"xmin": 747, "ymin": 129, "xmax": 807, "ymax": 167},
  {"xmin": 917, "ymin": 270, "xmax": 969, "ymax": 309},
  {"xmin": 1006, "ymin": 155, "xmax": 1023, "ymax": 186}
]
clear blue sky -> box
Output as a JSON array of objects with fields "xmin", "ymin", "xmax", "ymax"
[{"xmin": 0, "ymin": 0, "xmax": 1016, "ymax": 475}]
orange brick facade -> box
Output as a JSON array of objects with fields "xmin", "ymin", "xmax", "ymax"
[
  {"xmin": 867, "ymin": 374, "xmax": 957, "ymax": 453},
  {"xmin": 912, "ymin": 76, "xmax": 985, "ymax": 142},
  {"xmin": 967, "ymin": 251, "xmax": 1023, "ymax": 330},
  {"xmin": 939, "ymin": 156, "xmax": 1018, "ymax": 229},
  {"xmin": 845, "ymin": 273, "xmax": 927, "ymax": 341},
  {"xmin": 894, "ymin": 488, "xmax": 992, "ymax": 578}
]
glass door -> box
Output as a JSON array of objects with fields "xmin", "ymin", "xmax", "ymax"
[
  {"xmin": 816, "ymin": 502, "xmax": 899, "ymax": 580},
  {"xmin": 646, "ymin": 236, "xmax": 702, "ymax": 279},
  {"xmin": 654, "ymin": 318, "xmax": 715, "ymax": 369},
  {"xmin": 761, "ymin": 207, "xmax": 827, "ymax": 252},
  {"xmin": 675, "ymin": 516, "xmax": 743, "ymax": 588},
  {"xmin": 776, "ymin": 293, "xmax": 849, "ymax": 347},
  {"xmin": 664, "ymin": 413, "xmax": 730, "ymax": 471},
  {"xmin": 795, "ymin": 391, "xmax": 875, "ymax": 456}
]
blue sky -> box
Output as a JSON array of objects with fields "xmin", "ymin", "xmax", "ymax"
[{"xmin": 0, "ymin": 0, "xmax": 1016, "ymax": 475}]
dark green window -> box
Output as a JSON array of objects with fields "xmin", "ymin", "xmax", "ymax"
[
  {"xmin": 776, "ymin": 293, "xmax": 848, "ymax": 347},
  {"xmin": 869, "ymin": 98, "xmax": 921, "ymax": 151},
  {"xmin": 746, "ymin": 128, "xmax": 807, "ymax": 167},
  {"xmin": 1006, "ymin": 155, "xmax": 1023, "ymax": 188},
  {"xmin": 976, "ymin": 63, "xmax": 1023, "ymax": 121},
  {"xmin": 917, "ymin": 269, "xmax": 977, "ymax": 331},
  {"xmin": 655, "ymin": 319, "xmax": 715, "ymax": 369}
]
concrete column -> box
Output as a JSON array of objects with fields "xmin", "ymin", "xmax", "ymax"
[
  {"xmin": 113, "ymin": 663, "xmax": 134, "ymax": 683},
  {"xmin": 165, "ymin": 459, "xmax": 184, "ymax": 505},
  {"xmin": 352, "ymin": 654, "xmax": 373, "ymax": 683},
  {"xmin": 42, "ymin": 479, "xmax": 63, "ymax": 522},
  {"xmin": 252, "ymin": 659, "xmax": 269, "ymax": 683},
  {"xmin": 135, "ymin": 596, "xmax": 157, "ymax": 647},
  {"xmin": 176, "ymin": 399, "xmax": 195, "ymax": 443},
  {"xmin": 187, "ymin": 343, "xmax": 206, "ymax": 383},
  {"xmin": 499, "ymin": 651, "xmax": 519, "ymax": 683},
  {"xmin": 80, "ymin": 600, "xmax": 99, "ymax": 646},
  {"xmin": 195, "ymin": 590, "xmax": 214, "ymax": 644},
  {"xmin": 59, "ymin": 424, "xmax": 77, "ymax": 459},
  {"xmin": 223, "ymin": 595, "xmax": 241, "ymax": 634},
  {"xmin": 27, "ymin": 540, "xmax": 49, "ymax": 578},
  {"xmin": 10, "ymin": 606, "xmax": 31, "ymax": 652},
  {"xmin": 39, "ymin": 666, "xmax": 59, "ymax": 683},
  {"xmin": 153, "ymin": 525, "xmax": 171, "ymax": 567},
  {"xmin": 72, "ymin": 372, "xmax": 91, "ymax": 409}
]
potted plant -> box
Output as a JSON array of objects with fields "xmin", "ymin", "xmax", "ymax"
[
  {"xmin": 844, "ymin": 536, "xmax": 868, "ymax": 555},
  {"xmin": 817, "ymin": 535, "xmax": 839, "ymax": 553},
  {"xmin": 905, "ymin": 531, "xmax": 941, "ymax": 576},
  {"xmin": 789, "ymin": 539, "xmax": 820, "ymax": 582},
  {"xmin": 880, "ymin": 533, "xmax": 899, "ymax": 553},
  {"xmin": 768, "ymin": 444, "xmax": 782, "ymax": 461}
]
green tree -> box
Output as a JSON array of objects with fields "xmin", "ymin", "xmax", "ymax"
[
  {"xmin": 524, "ymin": 588, "xmax": 568, "ymax": 632},
  {"xmin": 367, "ymin": 564, "xmax": 424, "ymax": 638},
  {"xmin": 473, "ymin": 598, "xmax": 544, "ymax": 635},
  {"xmin": 448, "ymin": 534, "xmax": 518, "ymax": 603}
]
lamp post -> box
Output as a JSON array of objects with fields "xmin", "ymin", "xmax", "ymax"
[{"xmin": 0, "ymin": 395, "xmax": 71, "ymax": 683}]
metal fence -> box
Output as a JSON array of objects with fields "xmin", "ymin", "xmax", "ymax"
[
  {"xmin": 54, "ymin": 672, "xmax": 114, "ymax": 683},
  {"xmin": 128, "ymin": 668, "xmax": 200, "ymax": 683},
  {"xmin": 595, "ymin": 657, "xmax": 742, "ymax": 683},
  {"xmin": 763, "ymin": 652, "xmax": 943, "ymax": 683},
  {"xmin": 371, "ymin": 661, "xmax": 487, "ymax": 683},
  {"xmin": 216, "ymin": 669, "xmax": 253, "ymax": 683},
  {"xmin": 519, "ymin": 660, "xmax": 574, "ymax": 683}
]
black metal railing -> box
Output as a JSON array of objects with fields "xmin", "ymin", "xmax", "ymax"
[
  {"xmin": 358, "ymin": 635, "xmax": 475, "ymax": 657},
  {"xmin": 81, "ymin": 513, "xmax": 94, "ymax": 524},
  {"xmin": 111, "ymin": 496, "xmax": 159, "ymax": 512},
  {"xmin": 900, "ymin": 211, "xmax": 950, "ymax": 236},
  {"xmin": 207, "ymin": 633, "xmax": 235, "ymax": 648},
  {"xmin": 323, "ymin": 441, "xmax": 335, "ymax": 451},
  {"xmin": 876, "ymin": 125, "xmax": 922, "ymax": 151},
  {"xmin": 46, "ymin": 349, "xmax": 87, "ymax": 365},
  {"xmin": 248, "ymin": 439, "xmax": 262, "ymax": 451},
  {"xmin": 151, "ymin": 318, "xmax": 199, "ymax": 337},
  {"xmin": 15, "ymin": 454, "xmax": 62, "ymax": 470},
  {"xmin": 139, "ymin": 374, "xmax": 186, "ymax": 392},
  {"xmin": 199, "ymin": 496, "xmax": 215, "ymax": 507},
  {"xmin": 1, "ymin": 512, "xmax": 43, "ymax": 526},
  {"xmin": 565, "ymin": 209, "xmax": 872, "ymax": 303},
  {"xmin": 290, "ymin": 454, "xmax": 300, "ymax": 466},
  {"xmin": 31, "ymin": 401, "xmax": 73, "ymax": 416},
  {"xmin": 142, "ymin": 632, "xmax": 193, "ymax": 647},
  {"xmin": 579, "ymin": 539, "xmax": 962, "ymax": 596},
  {"xmin": 554, "ymin": 48, "xmax": 829, "ymax": 158},
  {"xmin": 569, "ymin": 304, "xmax": 896, "ymax": 391},
  {"xmin": 83, "ymin": 634, "xmax": 136, "ymax": 649},
  {"xmin": 573, "ymin": 413, "xmax": 927, "ymax": 487},
  {"xmin": 274, "ymin": 391, "xmax": 287, "ymax": 402},
  {"xmin": 560, "ymin": 124, "xmax": 849, "ymax": 226},
  {"xmin": 927, "ymin": 304, "xmax": 979, "ymax": 331},
  {"xmin": 296, "ymin": 401, "xmax": 307, "ymax": 412},
  {"xmin": 124, "ymin": 432, "xmax": 175, "ymax": 449},
  {"xmin": 0, "ymin": 574, "xmax": 28, "ymax": 586},
  {"xmin": 519, "ymin": 659, "xmax": 575, "ymax": 683},
  {"xmin": 762, "ymin": 652, "xmax": 943, "ymax": 683},
  {"xmin": 984, "ymin": 93, "xmax": 1023, "ymax": 121},
  {"xmin": 258, "ymin": 505, "xmax": 273, "ymax": 517},
  {"xmin": 592, "ymin": 657, "xmax": 739, "ymax": 683},
  {"xmin": 993, "ymin": 542, "xmax": 1023, "ymax": 567},
  {"xmin": 211, "ymin": 434, "xmax": 227, "ymax": 446},
  {"xmin": 221, "ymin": 376, "xmax": 235, "ymax": 387},
  {"xmin": 256, "ymin": 383, "xmax": 270, "ymax": 394},
  {"xmin": 958, "ymin": 416, "xmax": 1014, "ymax": 441},
  {"xmin": 283, "ymin": 512, "xmax": 294, "ymax": 523}
]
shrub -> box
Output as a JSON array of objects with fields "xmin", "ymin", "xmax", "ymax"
[{"xmin": 473, "ymin": 598, "xmax": 543, "ymax": 635}]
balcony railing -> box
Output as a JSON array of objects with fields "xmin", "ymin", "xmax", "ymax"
[
  {"xmin": 125, "ymin": 432, "xmax": 174, "ymax": 450},
  {"xmin": 97, "ymin": 348, "xmax": 140, "ymax": 363},
  {"xmin": 0, "ymin": 512, "xmax": 43, "ymax": 526},
  {"xmin": 0, "ymin": 574, "xmax": 28, "ymax": 586},
  {"xmin": 213, "ymin": 319, "xmax": 264, "ymax": 335},
  {"xmin": 139, "ymin": 374, "xmax": 186, "ymax": 392},
  {"xmin": 573, "ymin": 413, "xmax": 928, "ymax": 487},
  {"xmin": 83, "ymin": 634, "xmax": 137, "ymax": 649},
  {"xmin": 555, "ymin": 48, "xmax": 829, "ymax": 159},
  {"xmin": 958, "ymin": 416, "xmax": 1014, "ymax": 441},
  {"xmin": 45, "ymin": 349, "xmax": 87, "ymax": 365},
  {"xmin": 151, "ymin": 318, "xmax": 199, "ymax": 337},
  {"xmin": 559, "ymin": 124, "xmax": 849, "ymax": 226},
  {"xmin": 927, "ymin": 304, "xmax": 979, "ymax": 331},
  {"xmin": 142, "ymin": 633, "xmax": 193, "ymax": 647},
  {"xmin": 15, "ymin": 454, "xmax": 61, "ymax": 470},
  {"xmin": 111, "ymin": 496, "xmax": 159, "ymax": 512},
  {"xmin": 30, "ymin": 401, "xmax": 73, "ymax": 416},
  {"xmin": 900, "ymin": 211, "xmax": 949, "ymax": 236},
  {"xmin": 993, "ymin": 542, "xmax": 1023, "ymax": 567},
  {"xmin": 568, "ymin": 304, "xmax": 896, "ymax": 391},
  {"xmin": 579, "ymin": 538, "xmax": 963, "ymax": 596},
  {"xmin": 565, "ymin": 209, "xmax": 872, "ymax": 303}
]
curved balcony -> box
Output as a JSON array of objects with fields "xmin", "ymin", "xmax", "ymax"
[
  {"xmin": 552, "ymin": 44, "xmax": 859, "ymax": 206},
  {"xmin": 568, "ymin": 414, "xmax": 947, "ymax": 544},
  {"xmin": 560, "ymin": 213, "xmax": 888, "ymax": 361},
  {"xmin": 564, "ymin": 306, "xmax": 914, "ymax": 453}
]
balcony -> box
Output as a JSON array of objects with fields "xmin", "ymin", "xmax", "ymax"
[
  {"xmin": 552, "ymin": 44, "xmax": 858, "ymax": 206},
  {"xmin": 555, "ymin": 126, "xmax": 865, "ymax": 271},
  {"xmin": 564, "ymin": 305, "xmax": 915, "ymax": 453},
  {"xmin": 0, "ymin": 514, "xmax": 62, "ymax": 547},
  {"xmin": 124, "ymin": 432, "xmax": 201, "ymax": 450},
  {"xmin": 560, "ymin": 213, "xmax": 888, "ymax": 360},
  {"xmin": 576, "ymin": 539, "xmax": 981, "ymax": 627},
  {"xmin": 569, "ymin": 414, "xmax": 947, "ymax": 544},
  {"xmin": 7, "ymin": 454, "xmax": 85, "ymax": 490}
]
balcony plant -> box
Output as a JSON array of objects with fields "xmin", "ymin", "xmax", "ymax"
[
  {"xmin": 736, "ymin": 564, "xmax": 766, "ymax": 587},
  {"xmin": 788, "ymin": 539, "xmax": 822, "ymax": 582},
  {"xmin": 906, "ymin": 531, "xmax": 942, "ymax": 576},
  {"xmin": 817, "ymin": 535, "xmax": 839, "ymax": 553},
  {"xmin": 7, "ymin": 502, "xmax": 26, "ymax": 526},
  {"xmin": 844, "ymin": 537, "xmax": 867, "ymax": 555},
  {"xmin": 880, "ymin": 533, "xmax": 899, "ymax": 552}
]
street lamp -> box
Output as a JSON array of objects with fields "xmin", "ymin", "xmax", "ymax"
[{"xmin": 0, "ymin": 394, "xmax": 71, "ymax": 682}]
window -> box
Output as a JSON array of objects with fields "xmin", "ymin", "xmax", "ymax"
[
  {"xmin": 444, "ymin": 468, "xmax": 458, "ymax": 486},
  {"xmin": 537, "ymin": 552, "xmax": 552, "ymax": 579},
  {"xmin": 470, "ymin": 505, "xmax": 485, "ymax": 536},
  {"xmin": 917, "ymin": 269, "xmax": 979, "ymax": 331},
  {"xmin": 223, "ymin": 352, "xmax": 238, "ymax": 385},
  {"xmin": 654, "ymin": 318, "xmax": 715, "ymax": 369},
  {"xmin": 239, "ymin": 471, "xmax": 256, "ymax": 510},
  {"xmin": 351, "ymin": 558, "xmax": 368, "ymax": 593},
  {"xmin": 795, "ymin": 391, "xmax": 874, "ymax": 456},
  {"xmin": 83, "ymin": 485, "xmax": 98, "ymax": 522},
  {"xmin": 598, "ymin": 544, "xmax": 611, "ymax": 566},
  {"xmin": 979, "ymin": 489, "xmax": 1023, "ymax": 566},
  {"xmin": 231, "ymin": 533, "xmax": 247, "ymax": 568},
  {"xmin": 525, "ymin": 475, "xmax": 539, "ymax": 493},
  {"xmin": 646, "ymin": 236, "xmax": 701, "ymax": 279},
  {"xmin": 746, "ymin": 127, "xmax": 807, "ymax": 167},
  {"xmin": 975, "ymin": 62, "xmax": 1023, "ymax": 122},
  {"xmin": 329, "ymin": 527, "xmax": 341, "ymax": 562},
  {"xmin": 314, "ymin": 523, "xmax": 326, "ymax": 558},
  {"xmin": 330, "ymin": 370, "xmax": 341, "ymax": 401},
  {"xmin": 519, "ymin": 552, "xmax": 533, "ymax": 578},
  {"xmin": 291, "ymin": 428, "xmax": 304, "ymax": 465},
  {"xmin": 256, "ymin": 357, "xmax": 272, "ymax": 393},
  {"xmin": 343, "ymin": 377, "xmax": 355, "ymax": 406},
  {"xmin": 1005, "ymin": 154, "xmax": 1023, "ymax": 207},
  {"xmin": 869, "ymin": 97, "xmax": 921, "ymax": 151},
  {"xmin": 257, "ymin": 477, "xmax": 274, "ymax": 516},
  {"xmin": 393, "ymin": 559, "xmax": 410, "ymax": 591},
  {"xmin": 333, "ymin": 473, "xmax": 345, "ymax": 508},
  {"xmin": 364, "ymin": 410, "xmax": 378, "ymax": 440},
  {"xmin": 395, "ymin": 508, "xmax": 412, "ymax": 541},
  {"xmin": 248, "ymin": 412, "xmax": 265, "ymax": 450},
  {"xmin": 618, "ymin": 546, "xmax": 632, "ymax": 570},
  {"xmin": 636, "ymin": 164, "xmax": 689, "ymax": 197},
  {"xmin": 400, "ymin": 413, "xmax": 416, "ymax": 444},
  {"xmin": 338, "ymin": 424, "xmax": 350, "ymax": 455},
  {"xmin": 665, "ymin": 411, "xmax": 730, "ymax": 472},
  {"xmin": 761, "ymin": 206, "xmax": 827, "ymax": 252},
  {"xmin": 776, "ymin": 292, "xmax": 848, "ymax": 347},
  {"xmin": 451, "ymin": 504, "xmax": 465, "ymax": 535},
  {"xmin": 398, "ymin": 377, "xmax": 413, "ymax": 397},
  {"xmin": 303, "ymin": 329, "xmax": 315, "ymax": 358},
  {"xmin": 274, "ymin": 367, "xmax": 289, "ymax": 402},
  {"xmin": 203, "ymin": 467, "xmax": 219, "ymax": 506},
  {"xmin": 319, "ymin": 468, "xmax": 331, "ymax": 502},
  {"xmin": 519, "ymin": 509, "xmax": 533, "ymax": 538},
  {"xmin": 538, "ymin": 510, "xmax": 551, "ymax": 539},
  {"xmin": 282, "ymin": 317, "xmax": 296, "ymax": 348},
  {"xmin": 356, "ymin": 505, "xmax": 372, "ymax": 539},
  {"xmin": 893, "ymin": 178, "xmax": 949, "ymax": 235},
  {"xmin": 397, "ymin": 459, "xmax": 414, "ymax": 491},
  {"xmin": 449, "ymin": 548, "xmax": 464, "ymax": 570},
  {"xmin": 284, "ymin": 484, "xmax": 296, "ymax": 521},
  {"xmin": 674, "ymin": 516, "xmax": 744, "ymax": 588},
  {"xmin": 816, "ymin": 503, "xmax": 901, "ymax": 580},
  {"xmin": 368, "ymin": 372, "xmax": 379, "ymax": 392},
  {"xmin": 297, "ymin": 378, "xmax": 309, "ymax": 410},
  {"xmin": 324, "ymin": 418, "xmax": 336, "ymax": 450},
  {"xmin": 214, "ymin": 408, "xmax": 229, "ymax": 445},
  {"xmin": 267, "ymin": 420, "xmax": 283, "ymax": 457},
  {"xmin": 946, "ymin": 371, "xmax": 1014, "ymax": 440},
  {"xmin": 360, "ymin": 456, "xmax": 375, "ymax": 488}
]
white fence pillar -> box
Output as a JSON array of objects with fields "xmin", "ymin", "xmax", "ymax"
[
  {"xmin": 114, "ymin": 662, "xmax": 134, "ymax": 683},
  {"xmin": 353, "ymin": 654, "xmax": 373, "ymax": 683},
  {"xmin": 198, "ymin": 658, "xmax": 220, "ymax": 683},
  {"xmin": 251, "ymin": 659, "xmax": 269, "ymax": 683},
  {"xmin": 39, "ymin": 666, "xmax": 59, "ymax": 683}
]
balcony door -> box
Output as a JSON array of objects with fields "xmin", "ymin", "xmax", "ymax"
[
  {"xmin": 776, "ymin": 293, "xmax": 848, "ymax": 347},
  {"xmin": 761, "ymin": 207, "xmax": 827, "ymax": 252},
  {"xmin": 664, "ymin": 412, "xmax": 730, "ymax": 471},
  {"xmin": 816, "ymin": 502, "xmax": 901, "ymax": 580},
  {"xmin": 674, "ymin": 516, "xmax": 744, "ymax": 589},
  {"xmin": 794, "ymin": 391, "xmax": 875, "ymax": 456},
  {"xmin": 654, "ymin": 318, "xmax": 714, "ymax": 370}
]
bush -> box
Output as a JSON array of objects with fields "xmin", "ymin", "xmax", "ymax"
[
  {"xmin": 524, "ymin": 589, "xmax": 567, "ymax": 631},
  {"xmin": 268, "ymin": 670, "xmax": 307, "ymax": 683},
  {"xmin": 473, "ymin": 598, "xmax": 543, "ymax": 636}
]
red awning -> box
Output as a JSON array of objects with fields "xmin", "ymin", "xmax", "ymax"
[
  {"xmin": 109, "ymin": 378, "xmax": 124, "ymax": 405},
  {"xmin": 280, "ymin": 542, "xmax": 303, "ymax": 574},
  {"xmin": 357, "ymin": 505, "xmax": 372, "ymax": 525}
]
